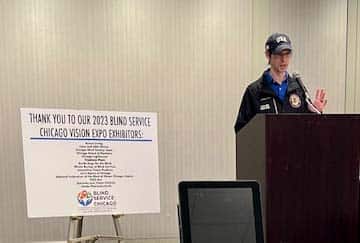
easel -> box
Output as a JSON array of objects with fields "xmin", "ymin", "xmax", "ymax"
[{"xmin": 67, "ymin": 214, "xmax": 124, "ymax": 243}]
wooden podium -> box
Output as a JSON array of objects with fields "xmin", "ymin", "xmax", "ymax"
[{"xmin": 236, "ymin": 114, "xmax": 360, "ymax": 243}]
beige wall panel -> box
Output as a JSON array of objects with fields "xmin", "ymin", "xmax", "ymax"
[
  {"xmin": 251, "ymin": 0, "xmax": 270, "ymax": 80},
  {"xmin": 345, "ymin": 0, "xmax": 358, "ymax": 112},
  {"xmin": 269, "ymin": 0, "xmax": 347, "ymax": 112},
  {"xmin": 0, "ymin": 0, "xmax": 253, "ymax": 242},
  {"xmin": 354, "ymin": 0, "xmax": 360, "ymax": 111},
  {"xmin": 346, "ymin": 0, "xmax": 360, "ymax": 113}
]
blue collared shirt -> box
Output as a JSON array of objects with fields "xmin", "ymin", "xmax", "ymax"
[{"xmin": 264, "ymin": 70, "xmax": 288, "ymax": 102}]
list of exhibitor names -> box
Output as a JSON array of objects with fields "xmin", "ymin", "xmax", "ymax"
[{"xmin": 56, "ymin": 142, "xmax": 133, "ymax": 188}]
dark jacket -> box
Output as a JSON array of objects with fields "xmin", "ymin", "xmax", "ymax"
[{"xmin": 234, "ymin": 72, "xmax": 311, "ymax": 133}]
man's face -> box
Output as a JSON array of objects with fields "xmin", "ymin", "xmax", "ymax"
[{"xmin": 267, "ymin": 50, "xmax": 292, "ymax": 73}]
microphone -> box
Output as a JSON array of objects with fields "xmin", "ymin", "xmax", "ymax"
[
  {"xmin": 292, "ymin": 72, "xmax": 321, "ymax": 114},
  {"xmin": 292, "ymin": 72, "xmax": 308, "ymax": 93}
]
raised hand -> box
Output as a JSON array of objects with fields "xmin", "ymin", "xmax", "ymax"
[{"xmin": 313, "ymin": 89, "xmax": 327, "ymax": 113}]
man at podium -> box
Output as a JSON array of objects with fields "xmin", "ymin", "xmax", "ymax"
[{"xmin": 234, "ymin": 33, "xmax": 327, "ymax": 133}]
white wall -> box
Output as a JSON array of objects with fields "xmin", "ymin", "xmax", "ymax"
[{"xmin": 347, "ymin": 0, "xmax": 360, "ymax": 112}]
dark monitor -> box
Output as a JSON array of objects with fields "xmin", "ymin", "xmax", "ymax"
[{"xmin": 178, "ymin": 181, "xmax": 264, "ymax": 243}]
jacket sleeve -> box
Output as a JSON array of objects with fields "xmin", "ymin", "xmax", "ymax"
[{"xmin": 234, "ymin": 88, "xmax": 257, "ymax": 133}]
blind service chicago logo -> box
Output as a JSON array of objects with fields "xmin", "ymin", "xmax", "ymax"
[
  {"xmin": 77, "ymin": 190, "xmax": 116, "ymax": 207},
  {"xmin": 77, "ymin": 191, "xmax": 93, "ymax": 206}
]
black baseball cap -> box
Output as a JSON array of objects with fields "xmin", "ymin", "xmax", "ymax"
[{"xmin": 265, "ymin": 33, "xmax": 292, "ymax": 54}]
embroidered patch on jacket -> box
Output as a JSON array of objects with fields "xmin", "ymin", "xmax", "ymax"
[
  {"xmin": 260, "ymin": 97, "xmax": 272, "ymax": 101},
  {"xmin": 260, "ymin": 104, "xmax": 271, "ymax": 111},
  {"xmin": 289, "ymin": 94, "xmax": 301, "ymax": 108}
]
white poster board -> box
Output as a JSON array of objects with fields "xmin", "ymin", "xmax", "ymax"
[{"xmin": 21, "ymin": 108, "xmax": 160, "ymax": 218}]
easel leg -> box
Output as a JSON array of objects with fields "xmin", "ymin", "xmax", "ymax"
[
  {"xmin": 112, "ymin": 214, "xmax": 124, "ymax": 243},
  {"xmin": 68, "ymin": 216, "xmax": 84, "ymax": 240}
]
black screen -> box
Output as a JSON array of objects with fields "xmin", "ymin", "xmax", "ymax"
[{"xmin": 187, "ymin": 188, "xmax": 256, "ymax": 243}]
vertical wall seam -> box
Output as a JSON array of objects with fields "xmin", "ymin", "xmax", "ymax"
[
  {"xmin": 355, "ymin": 0, "xmax": 359, "ymax": 111},
  {"xmin": 251, "ymin": 0, "xmax": 254, "ymax": 80},
  {"xmin": 346, "ymin": 0, "xmax": 359, "ymax": 112}
]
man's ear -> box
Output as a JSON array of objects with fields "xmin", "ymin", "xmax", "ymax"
[
  {"xmin": 265, "ymin": 50, "xmax": 270, "ymax": 59},
  {"xmin": 265, "ymin": 51, "xmax": 271, "ymax": 64}
]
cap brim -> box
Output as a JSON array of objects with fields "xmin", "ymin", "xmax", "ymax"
[{"xmin": 272, "ymin": 44, "xmax": 292, "ymax": 54}]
